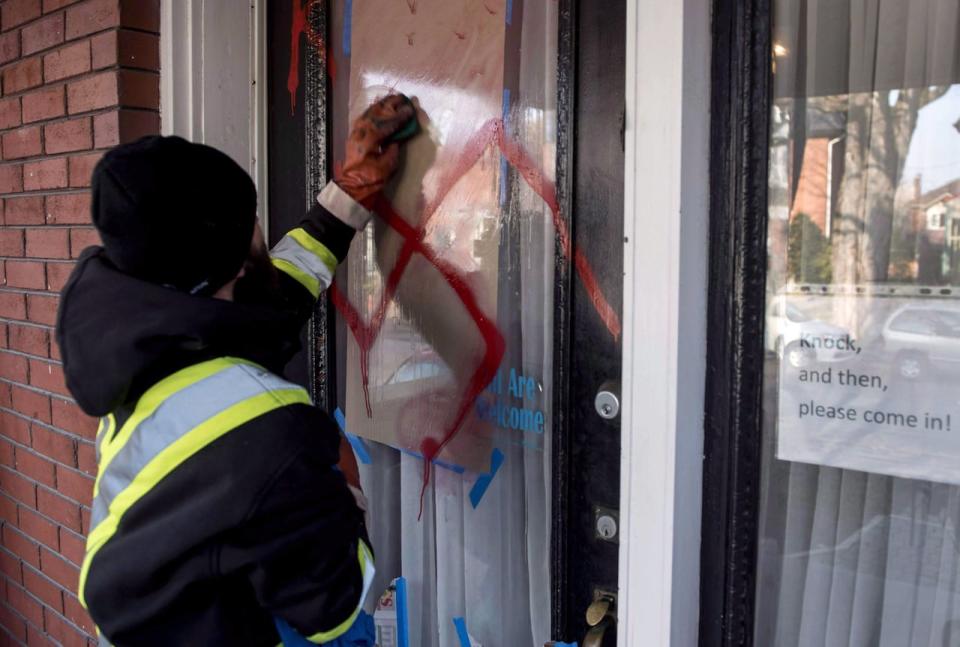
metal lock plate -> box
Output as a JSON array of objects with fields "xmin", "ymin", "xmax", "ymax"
[
  {"xmin": 594, "ymin": 389, "xmax": 620, "ymax": 419},
  {"xmin": 594, "ymin": 506, "xmax": 619, "ymax": 543}
]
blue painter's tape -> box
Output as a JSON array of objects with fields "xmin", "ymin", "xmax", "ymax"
[
  {"xmin": 453, "ymin": 617, "xmax": 471, "ymax": 647},
  {"xmin": 342, "ymin": 0, "xmax": 352, "ymax": 57},
  {"xmin": 396, "ymin": 577, "xmax": 410, "ymax": 647},
  {"xmin": 505, "ymin": 0, "xmax": 513, "ymax": 25},
  {"xmin": 553, "ymin": 643, "xmax": 578, "ymax": 647},
  {"xmin": 334, "ymin": 408, "xmax": 372, "ymax": 465},
  {"xmin": 469, "ymin": 448, "xmax": 505, "ymax": 509},
  {"xmin": 499, "ymin": 88, "xmax": 511, "ymax": 206}
]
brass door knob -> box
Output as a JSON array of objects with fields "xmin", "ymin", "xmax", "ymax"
[
  {"xmin": 583, "ymin": 618, "xmax": 612, "ymax": 647},
  {"xmin": 586, "ymin": 598, "xmax": 611, "ymax": 627}
]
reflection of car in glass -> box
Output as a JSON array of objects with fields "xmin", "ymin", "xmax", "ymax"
[
  {"xmin": 385, "ymin": 353, "xmax": 450, "ymax": 385},
  {"xmin": 881, "ymin": 305, "xmax": 960, "ymax": 380},
  {"xmin": 766, "ymin": 297, "xmax": 855, "ymax": 368}
]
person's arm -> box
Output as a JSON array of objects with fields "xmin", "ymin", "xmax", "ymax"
[
  {"xmin": 223, "ymin": 411, "xmax": 375, "ymax": 644},
  {"xmin": 269, "ymin": 94, "xmax": 417, "ymax": 325}
]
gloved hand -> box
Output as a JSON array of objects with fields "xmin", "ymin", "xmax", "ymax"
[{"xmin": 335, "ymin": 94, "xmax": 417, "ymax": 207}]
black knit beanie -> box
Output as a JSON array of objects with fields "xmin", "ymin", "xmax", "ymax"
[{"xmin": 91, "ymin": 135, "xmax": 258, "ymax": 295}]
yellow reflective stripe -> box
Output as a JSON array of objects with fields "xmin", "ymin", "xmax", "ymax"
[
  {"xmin": 287, "ymin": 228, "xmax": 338, "ymax": 275},
  {"xmin": 80, "ymin": 386, "xmax": 311, "ymax": 607},
  {"xmin": 272, "ymin": 257, "xmax": 321, "ymax": 298},
  {"xmin": 93, "ymin": 358, "xmax": 257, "ymax": 497},
  {"xmin": 302, "ymin": 540, "xmax": 375, "ymax": 644}
]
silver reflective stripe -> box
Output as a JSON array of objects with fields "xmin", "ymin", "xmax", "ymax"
[
  {"xmin": 271, "ymin": 236, "xmax": 335, "ymax": 292},
  {"xmin": 98, "ymin": 633, "xmax": 111, "ymax": 647},
  {"xmin": 90, "ymin": 363, "xmax": 302, "ymax": 532},
  {"xmin": 95, "ymin": 417, "xmax": 107, "ymax": 463}
]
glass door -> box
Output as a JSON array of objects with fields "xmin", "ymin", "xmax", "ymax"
[
  {"xmin": 268, "ymin": 1, "xmax": 625, "ymax": 645},
  {"xmin": 756, "ymin": 1, "xmax": 960, "ymax": 644}
]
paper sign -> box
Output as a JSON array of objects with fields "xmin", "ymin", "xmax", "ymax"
[{"xmin": 775, "ymin": 292, "xmax": 960, "ymax": 485}]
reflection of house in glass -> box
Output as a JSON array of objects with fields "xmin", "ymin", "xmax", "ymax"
[{"xmin": 905, "ymin": 179, "xmax": 960, "ymax": 284}]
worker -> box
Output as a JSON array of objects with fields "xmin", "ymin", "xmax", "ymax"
[{"xmin": 54, "ymin": 94, "xmax": 417, "ymax": 646}]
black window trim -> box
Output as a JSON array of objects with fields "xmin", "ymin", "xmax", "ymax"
[{"xmin": 699, "ymin": 0, "xmax": 773, "ymax": 645}]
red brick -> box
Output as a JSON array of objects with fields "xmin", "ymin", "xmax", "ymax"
[
  {"xmin": 23, "ymin": 158, "xmax": 67, "ymax": 191},
  {"xmin": 0, "ymin": 546, "xmax": 24, "ymax": 583},
  {"xmin": 24, "ymin": 622, "xmax": 46, "ymax": 646},
  {"xmin": 48, "ymin": 338, "xmax": 59, "ymax": 360},
  {"xmin": 0, "ymin": 494, "xmax": 16, "ymax": 524},
  {"xmin": 24, "ymin": 294, "xmax": 56, "ymax": 325},
  {"xmin": 0, "ymin": 351, "xmax": 28, "ymax": 382},
  {"xmin": 66, "ymin": 71, "xmax": 116, "ymax": 114},
  {"xmin": 21, "ymin": 86, "xmax": 64, "ymax": 124},
  {"xmin": 0, "ymin": 411, "xmax": 30, "ymax": 445},
  {"xmin": 14, "ymin": 449, "xmax": 54, "ymax": 489},
  {"xmin": 44, "ymin": 261, "xmax": 72, "ymax": 291},
  {"xmin": 117, "ymin": 69, "xmax": 157, "ymax": 109},
  {"xmin": 0, "ymin": 603, "xmax": 27, "ymax": 643},
  {"xmin": 21, "ymin": 564, "xmax": 61, "ymax": 612},
  {"xmin": 43, "ymin": 0, "xmax": 84, "ymax": 12},
  {"xmin": 54, "ymin": 466, "xmax": 90, "ymax": 506},
  {"xmin": 2, "ymin": 525, "xmax": 39, "ymax": 568},
  {"xmin": 0, "ymin": 293, "xmax": 27, "ymax": 320},
  {"xmin": 117, "ymin": 29, "xmax": 157, "ymax": 70},
  {"xmin": 57, "ymin": 528, "xmax": 82, "ymax": 566},
  {"xmin": 66, "ymin": 0, "xmax": 120, "ymax": 39},
  {"xmin": 66, "ymin": 151, "xmax": 99, "ymax": 187},
  {"xmin": 16, "ymin": 506, "xmax": 56, "ymax": 549},
  {"xmin": 0, "ymin": 323, "xmax": 6, "ymax": 348},
  {"xmin": 0, "ymin": 98, "xmax": 22, "ymax": 130},
  {"xmin": 44, "ymin": 192, "xmax": 87, "ymax": 225},
  {"xmin": 4, "ymin": 260, "xmax": 44, "ymax": 289},
  {"xmin": 89, "ymin": 29, "xmax": 114, "ymax": 68},
  {"xmin": 68, "ymin": 227, "xmax": 97, "ymax": 257},
  {"xmin": 2, "ymin": 126, "xmax": 41, "ymax": 160},
  {"xmin": 78, "ymin": 502, "xmax": 88, "ymax": 532},
  {"xmin": 30, "ymin": 423, "xmax": 73, "ymax": 465},
  {"xmin": 2, "ymin": 57, "xmax": 43, "ymax": 94},
  {"xmin": 2, "ymin": 0, "xmax": 42, "ymax": 31},
  {"xmin": 51, "ymin": 400, "xmax": 93, "ymax": 441},
  {"xmin": 91, "ymin": 108, "xmax": 157, "ymax": 147},
  {"xmin": 43, "ymin": 607, "xmax": 86, "ymax": 647},
  {"xmin": 27, "ymin": 359, "xmax": 67, "ymax": 396},
  {"xmin": 38, "ymin": 545, "xmax": 77, "ymax": 589},
  {"xmin": 120, "ymin": 0, "xmax": 158, "ymax": 31},
  {"xmin": 24, "ymin": 228, "xmax": 68, "ymax": 258},
  {"xmin": 63, "ymin": 592, "xmax": 92, "ymax": 634},
  {"xmin": 5, "ymin": 196, "xmax": 43, "ymax": 225},
  {"xmin": 10, "ymin": 388, "xmax": 50, "ymax": 425},
  {"xmin": 6, "ymin": 580, "xmax": 43, "ymax": 628},
  {"xmin": 36, "ymin": 494, "xmax": 78, "ymax": 543},
  {"xmin": 45, "ymin": 117, "xmax": 91, "ymax": 154},
  {"xmin": 21, "ymin": 13, "xmax": 64, "ymax": 56},
  {"xmin": 0, "ymin": 380, "xmax": 9, "ymax": 407},
  {"xmin": 0, "ymin": 32, "xmax": 20, "ymax": 66},
  {"xmin": 0, "ymin": 228, "xmax": 25, "ymax": 255},
  {"xmin": 0, "ymin": 164, "xmax": 24, "ymax": 193},
  {"xmin": 8, "ymin": 325, "xmax": 48, "ymax": 357},
  {"xmin": 75, "ymin": 440, "xmax": 93, "ymax": 475},
  {"xmin": 0, "ymin": 437, "xmax": 13, "ymax": 467},
  {"xmin": 42, "ymin": 40, "xmax": 90, "ymax": 82}
]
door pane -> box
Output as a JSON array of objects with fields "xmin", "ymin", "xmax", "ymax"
[
  {"xmin": 758, "ymin": 1, "xmax": 960, "ymax": 645},
  {"xmin": 325, "ymin": 2, "xmax": 557, "ymax": 645}
]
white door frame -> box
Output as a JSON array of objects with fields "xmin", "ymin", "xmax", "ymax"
[
  {"xmin": 159, "ymin": 0, "xmax": 269, "ymax": 228},
  {"xmin": 619, "ymin": 0, "xmax": 711, "ymax": 645}
]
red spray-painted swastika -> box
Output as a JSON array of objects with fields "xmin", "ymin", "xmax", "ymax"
[{"xmin": 331, "ymin": 119, "xmax": 621, "ymax": 514}]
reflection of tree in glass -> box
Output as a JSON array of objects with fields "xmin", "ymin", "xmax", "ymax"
[
  {"xmin": 788, "ymin": 213, "xmax": 832, "ymax": 283},
  {"xmin": 830, "ymin": 87, "xmax": 950, "ymax": 284}
]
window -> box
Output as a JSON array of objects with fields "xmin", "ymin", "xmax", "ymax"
[{"xmin": 757, "ymin": 1, "xmax": 960, "ymax": 645}]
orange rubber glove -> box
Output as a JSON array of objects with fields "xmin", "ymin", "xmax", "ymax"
[{"xmin": 335, "ymin": 93, "xmax": 417, "ymax": 207}]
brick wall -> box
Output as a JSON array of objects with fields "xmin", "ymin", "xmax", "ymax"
[{"xmin": 0, "ymin": 1, "xmax": 159, "ymax": 644}]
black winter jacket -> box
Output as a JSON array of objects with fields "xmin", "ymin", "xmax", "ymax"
[{"xmin": 56, "ymin": 187, "xmax": 369, "ymax": 646}]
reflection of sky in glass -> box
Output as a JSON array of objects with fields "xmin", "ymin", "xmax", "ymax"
[{"xmin": 902, "ymin": 84, "xmax": 960, "ymax": 193}]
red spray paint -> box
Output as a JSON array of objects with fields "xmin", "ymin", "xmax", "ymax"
[
  {"xmin": 331, "ymin": 118, "xmax": 621, "ymax": 516},
  {"xmin": 287, "ymin": 0, "xmax": 333, "ymax": 115}
]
